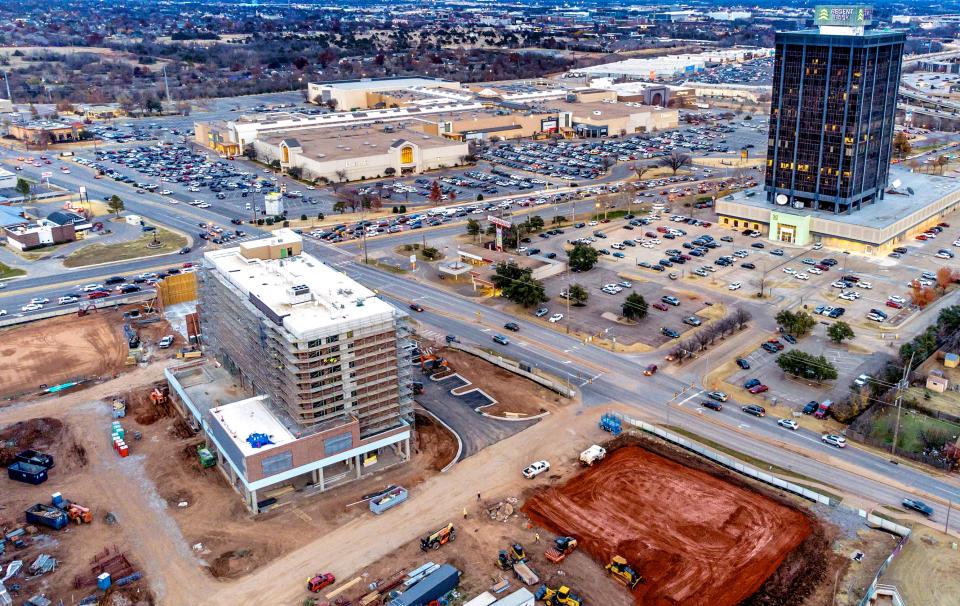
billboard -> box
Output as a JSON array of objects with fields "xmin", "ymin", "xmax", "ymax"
[{"xmin": 814, "ymin": 5, "xmax": 872, "ymax": 27}]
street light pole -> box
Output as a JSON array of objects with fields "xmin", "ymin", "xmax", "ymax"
[{"xmin": 891, "ymin": 352, "xmax": 915, "ymax": 457}]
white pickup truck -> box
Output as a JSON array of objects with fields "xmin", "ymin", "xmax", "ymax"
[{"xmin": 522, "ymin": 460, "xmax": 550, "ymax": 479}]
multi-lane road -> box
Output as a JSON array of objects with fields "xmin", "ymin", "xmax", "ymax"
[{"xmin": 2, "ymin": 105, "xmax": 959, "ymax": 529}]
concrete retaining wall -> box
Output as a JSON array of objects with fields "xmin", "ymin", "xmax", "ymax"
[{"xmin": 448, "ymin": 342, "xmax": 576, "ymax": 398}]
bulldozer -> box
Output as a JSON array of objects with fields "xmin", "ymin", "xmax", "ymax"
[
  {"xmin": 510, "ymin": 543, "xmax": 527, "ymax": 562},
  {"xmin": 544, "ymin": 537, "xmax": 577, "ymax": 563},
  {"xmin": 605, "ymin": 555, "xmax": 643, "ymax": 589},
  {"xmin": 535, "ymin": 585, "xmax": 582, "ymax": 606},
  {"xmin": 420, "ymin": 523, "xmax": 455, "ymax": 551},
  {"xmin": 496, "ymin": 550, "xmax": 514, "ymax": 570}
]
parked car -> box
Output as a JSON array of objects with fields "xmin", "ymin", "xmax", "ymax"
[
  {"xmin": 661, "ymin": 327, "xmax": 680, "ymax": 338},
  {"xmin": 736, "ymin": 358, "xmax": 750, "ymax": 369},
  {"xmin": 802, "ymin": 401, "xmax": 819, "ymax": 415},
  {"xmin": 744, "ymin": 378, "xmax": 761, "ymax": 389},
  {"xmin": 158, "ymin": 335, "xmax": 175, "ymax": 349},
  {"xmin": 748, "ymin": 384, "xmax": 769, "ymax": 394},
  {"xmin": 535, "ymin": 307, "xmax": 549, "ymax": 317},
  {"xmin": 522, "ymin": 460, "xmax": 550, "ymax": 479},
  {"xmin": 661, "ymin": 295, "xmax": 681, "ymax": 306}
]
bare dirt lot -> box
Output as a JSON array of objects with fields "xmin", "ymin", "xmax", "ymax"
[
  {"xmin": 882, "ymin": 525, "xmax": 960, "ymax": 606},
  {"xmin": 0, "ymin": 312, "xmax": 129, "ymax": 399},
  {"xmin": 119, "ymin": 387, "xmax": 459, "ymax": 582},
  {"xmin": 440, "ymin": 348, "xmax": 567, "ymax": 417},
  {"xmin": 523, "ymin": 439, "xmax": 821, "ymax": 606}
]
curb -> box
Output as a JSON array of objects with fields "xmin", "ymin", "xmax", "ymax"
[{"xmin": 417, "ymin": 407, "xmax": 463, "ymax": 472}]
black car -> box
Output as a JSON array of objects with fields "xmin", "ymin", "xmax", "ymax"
[
  {"xmin": 902, "ymin": 498, "xmax": 934, "ymax": 516},
  {"xmin": 742, "ymin": 405, "xmax": 766, "ymax": 417},
  {"xmin": 751, "ymin": 242, "xmax": 765, "ymax": 249},
  {"xmin": 736, "ymin": 358, "xmax": 750, "ymax": 370},
  {"xmin": 121, "ymin": 285, "xmax": 142, "ymax": 294},
  {"xmin": 802, "ymin": 401, "xmax": 819, "ymax": 415},
  {"xmin": 179, "ymin": 247, "xmax": 191, "ymax": 255},
  {"xmin": 409, "ymin": 303, "xmax": 425, "ymax": 312},
  {"xmin": 741, "ymin": 262, "xmax": 756, "ymax": 270},
  {"xmin": 782, "ymin": 334, "xmax": 797, "ymax": 344},
  {"xmin": 701, "ymin": 400, "xmax": 723, "ymax": 411},
  {"xmin": 504, "ymin": 322, "xmax": 520, "ymax": 332},
  {"xmin": 661, "ymin": 327, "xmax": 680, "ymax": 339},
  {"xmin": 104, "ymin": 276, "xmax": 126, "ymax": 285}
]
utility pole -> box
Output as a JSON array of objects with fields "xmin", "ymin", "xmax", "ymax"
[
  {"xmin": 891, "ymin": 352, "xmax": 915, "ymax": 457},
  {"xmin": 946, "ymin": 499, "xmax": 953, "ymax": 534}
]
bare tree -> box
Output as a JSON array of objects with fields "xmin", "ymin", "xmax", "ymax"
[
  {"xmin": 661, "ymin": 151, "xmax": 692, "ymax": 176},
  {"xmin": 632, "ymin": 163, "xmax": 651, "ymax": 181},
  {"xmin": 734, "ymin": 307, "xmax": 752, "ymax": 330}
]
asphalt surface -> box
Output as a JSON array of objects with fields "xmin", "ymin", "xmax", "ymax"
[{"xmin": 416, "ymin": 374, "xmax": 539, "ymax": 460}]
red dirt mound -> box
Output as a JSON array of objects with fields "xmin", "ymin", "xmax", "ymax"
[{"xmin": 523, "ymin": 446, "xmax": 811, "ymax": 606}]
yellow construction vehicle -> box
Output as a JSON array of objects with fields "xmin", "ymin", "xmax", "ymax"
[
  {"xmin": 535, "ymin": 585, "xmax": 582, "ymax": 606},
  {"xmin": 420, "ymin": 523, "xmax": 456, "ymax": 551},
  {"xmin": 605, "ymin": 555, "xmax": 643, "ymax": 589}
]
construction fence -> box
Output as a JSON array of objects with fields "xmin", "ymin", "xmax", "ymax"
[
  {"xmin": 606, "ymin": 411, "xmax": 915, "ymax": 606},
  {"xmin": 157, "ymin": 272, "xmax": 198, "ymax": 308}
]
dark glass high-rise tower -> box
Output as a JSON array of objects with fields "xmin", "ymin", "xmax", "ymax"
[{"xmin": 764, "ymin": 27, "xmax": 905, "ymax": 213}]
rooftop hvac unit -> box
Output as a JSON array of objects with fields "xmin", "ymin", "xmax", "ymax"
[{"xmin": 288, "ymin": 284, "xmax": 312, "ymax": 304}]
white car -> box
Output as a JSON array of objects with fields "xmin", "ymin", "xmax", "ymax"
[
  {"xmin": 831, "ymin": 281, "xmax": 849, "ymax": 288},
  {"xmin": 859, "ymin": 281, "xmax": 872, "ymax": 289},
  {"xmin": 783, "ymin": 267, "xmax": 796, "ymax": 275},
  {"xmin": 160, "ymin": 189, "xmax": 173, "ymax": 195},
  {"xmin": 588, "ymin": 221, "xmax": 598, "ymax": 226},
  {"xmin": 794, "ymin": 272, "xmax": 809, "ymax": 281},
  {"xmin": 822, "ymin": 434, "xmax": 847, "ymax": 448},
  {"xmin": 777, "ymin": 418, "xmax": 799, "ymax": 430},
  {"xmin": 549, "ymin": 313, "xmax": 564, "ymax": 323},
  {"xmin": 0, "ymin": 309, "xmax": 6, "ymax": 316},
  {"xmin": 517, "ymin": 247, "xmax": 528, "ymax": 253},
  {"xmin": 953, "ymin": 239, "xmax": 960, "ymax": 247},
  {"xmin": 30, "ymin": 297, "xmax": 50, "ymax": 305},
  {"xmin": 888, "ymin": 295, "xmax": 907, "ymax": 304},
  {"xmin": 812, "ymin": 243, "xmax": 823, "ymax": 250},
  {"xmin": 82, "ymin": 283, "xmax": 103, "ymax": 292},
  {"xmin": 839, "ymin": 291, "xmax": 860, "ymax": 301},
  {"xmin": 21, "ymin": 303, "xmax": 43, "ymax": 312},
  {"xmin": 57, "ymin": 296, "xmax": 79, "ymax": 305},
  {"xmin": 169, "ymin": 199, "xmax": 179, "ymax": 204},
  {"xmin": 728, "ymin": 282, "xmax": 742, "ymax": 290},
  {"xmin": 936, "ymin": 251, "xmax": 953, "ymax": 259},
  {"xmin": 808, "ymin": 267, "xmax": 822, "ymax": 275},
  {"xmin": 522, "ymin": 460, "xmax": 550, "ymax": 479}
]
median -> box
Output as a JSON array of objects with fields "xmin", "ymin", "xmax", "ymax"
[{"xmin": 63, "ymin": 226, "xmax": 188, "ymax": 268}]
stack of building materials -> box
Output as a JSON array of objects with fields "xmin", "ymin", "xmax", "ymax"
[
  {"xmin": 28, "ymin": 554, "xmax": 56, "ymax": 576},
  {"xmin": 111, "ymin": 421, "xmax": 129, "ymax": 457},
  {"xmin": 369, "ymin": 486, "xmax": 408, "ymax": 515}
]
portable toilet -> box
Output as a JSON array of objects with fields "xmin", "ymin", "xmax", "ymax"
[{"xmin": 97, "ymin": 572, "xmax": 111, "ymax": 591}]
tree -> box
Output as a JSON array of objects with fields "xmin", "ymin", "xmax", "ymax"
[
  {"xmin": 334, "ymin": 169, "xmax": 348, "ymax": 184},
  {"xmin": 551, "ymin": 214, "xmax": 565, "ymax": 227},
  {"xmin": 332, "ymin": 200, "xmax": 347, "ymax": 214},
  {"xmin": 632, "ymin": 163, "xmax": 651, "ymax": 181},
  {"xmin": 491, "ymin": 262, "xmax": 547, "ymax": 307},
  {"xmin": 660, "ymin": 152, "xmax": 692, "ymax": 176},
  {"xmin": 466, "ymin": 218, "xmax": 481, "ymax": 236},
  {"xmin": 776, "ymin": 350, "xmax": 838, "ymax": 383},
  {"xmin": 936, "ymin": 266, "xmax": 958, "ymax": 293},
  {"xmin": 568, "ymin": 283, "xmax": 588, "ymax": 306},
  {"xmin": 775, "ymin": 310, "xmax": 816, "ymax": 337},
  {"xmin": 527, "ymin": 215, "xmax": 545, "ymax": 232},
  {"xmin": 384, "ymin": 167, "xmax": 396, "ymax": 177},
  {"xmin": 107, "ymin": 195, "xmax": 125, "ymax": 217},
  {"xmin": 909, "ymin": 279, "xmax": 938, "ymax": 309},
  {"xmin": 827, "ymin": 321, "xmax": 855, "ymax": 344},
  {"xmin": 568, "ymin": 243, "xmax": 599, "ymax": 272},
  {"xmin": 936, "ymin": 155, "xmax": 951, "ymax": 174},
  {"xmin": 622, "ymin": 293, "xmax": 648, "ymax": 321},
  {"xmin": 15, "ymin": 178, "xmax": 30, "ymax": 198},
  {"xmin": 242, "ymin": 145, "xmax": 257, "ymax": 161},
  {"xmin": 428, "ymin": 181, "xmax": 442, "ymax": 205},
  {"xmin": 893, "ymin": 131, "xmax": 912, "ymax": 161}
]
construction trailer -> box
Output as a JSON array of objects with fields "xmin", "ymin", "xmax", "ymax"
[{"xmin": 388, "ymin": 564, "xmax": 461, "ymax": 606}]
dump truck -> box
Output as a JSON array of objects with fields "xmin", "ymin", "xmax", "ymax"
[
  {"xmin": 605, "ymin": 556, "xmax": 642, "ymax": 588},
  {"xmin": 25, "ymin": 504, "xmax": 68, "ymax": 530},
  {"xmin": 579, "ymin": 445, "xmax": 606, "ymax": 466},
  {"xmin": 420, "ymin": 523, "xmax": 455, "ymax": 551},
  {"xmin": 544, "ymin": 537, "xmax": 577, "ymax": 563},
  {"xmin": 535, "ymin": 585, "xmax": 582, "ymax": 606},
  {"xmin": 513, "ymin": 560, "xmax": 539, "ymax": 586}
]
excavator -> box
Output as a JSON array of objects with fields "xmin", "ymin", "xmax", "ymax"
[
  {"xmin": 419, "ymin": 354, "xmax": 448, "ymax": 373},
  {"xmin": 420, "ymin": 523, "xmax": 456, "ymax": 551},
  {"xmin": 605, "ymin": 555, "xmax": 643, "ymax": 589},
  {"xmin": 535, "ymin": 585, "xmax": 583, "ymax": 606}
]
